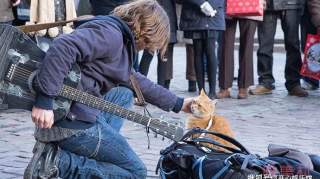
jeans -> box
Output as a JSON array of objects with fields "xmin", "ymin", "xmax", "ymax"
[
  {"xmin": 56, "ymin": 87, "xmax": 147, "ymax": 179},
  {"xmin": 257, "ymin": 10, "xmax": 302, "ymax": 91}
]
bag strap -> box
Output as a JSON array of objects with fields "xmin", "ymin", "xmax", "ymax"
[
  {"xmin": 191, "ymin": 137, "xmax": 244, "ymax": 154},
  {"xmin": 182, "ymin": 128, "xmax": 250, "ymax": 154},
  {"xmin": 129, "ymin": 74, "xmax": 147, "ymax": 106}
]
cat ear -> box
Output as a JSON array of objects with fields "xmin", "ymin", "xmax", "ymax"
[
  {"xmin": 211, "ymin": 99, "xmax": 218, "ymax": 105},
  {"xmin": 200, "ymin": 89, "xmax": 206, "ymax": 96}
]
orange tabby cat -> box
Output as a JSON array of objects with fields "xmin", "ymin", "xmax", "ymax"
[{"xmin": 186, "ymin": 89, "xmax": 235, "ymax": 151}]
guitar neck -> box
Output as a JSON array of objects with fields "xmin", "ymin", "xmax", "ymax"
[
  {"xmin": 59, "ymin": 85, "xmax": 150, "ymax": 126},
  {"xmin": 58, "ymin": 85, "xmax": 183, "ymax": 141}
]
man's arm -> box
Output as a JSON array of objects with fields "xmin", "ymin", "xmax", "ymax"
[
  {"xmin": 32, "ymin": 20, "xmax": 123, "ymax": 128},
  {"xmin": 34, "ymin": 20, "xmax": 123, "ymax": 109},
  {"xmin": 308, "ymin": 0, "xmax": 320, "ymax": 34},
  {"xmin": 132, "ymin": 71, "xmax": 184, "ymax": 113}
]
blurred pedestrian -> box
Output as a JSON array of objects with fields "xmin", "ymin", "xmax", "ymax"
[
  {"xmin": 300, "ymin": 2, "xmax": 319, "ymax": 90},
  {"xmin": 217, "ymin": 15, "xmax": 263, "ymax": 99},
  {"xmin": 138, "ymin": 0, "xmax": 178, "ymax": 89},
  {"xmin": 249, "ymin": 0, "xmax": 308, "ymax": 97},
  {"xmin": 180, "ymin": 0, "xmax": 225, "ymax": 99},
  {"xmin": 0, "ymin": 0, "xmax": 21, "ymax": 24},
  {"xmin": 90, "ymin": 0, "xmax": 129, "ymax": 15}
]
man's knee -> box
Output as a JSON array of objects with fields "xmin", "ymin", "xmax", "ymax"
[{"xmin": 104, "ymin": 87, "xmax": 134, "ymax": 106}]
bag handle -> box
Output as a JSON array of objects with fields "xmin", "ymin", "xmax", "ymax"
[
  {"xmin": 191, "ymin": 137, "xmax": 244, "ymax": 154},
  {"xmin": 182, "ymin": 128, "xmax": 250, "ymax": 154}
]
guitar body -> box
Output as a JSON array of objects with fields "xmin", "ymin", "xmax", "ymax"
[{"xmin": 0, "ymin": 24, "xmax": 80, "ymax": 121}]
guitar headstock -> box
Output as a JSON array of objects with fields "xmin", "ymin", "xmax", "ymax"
[{"xmin": 148, "ymin": 117, "xmax": 184, "ymax": 142}]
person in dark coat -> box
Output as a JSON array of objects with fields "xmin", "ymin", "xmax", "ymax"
[
  {"xmin": 300, "ymin": 2, "xmax": 319, "ymax": 90},
  {"xmin": 180, "ymin": 0, "xmax": 225, "ymax": 99},
  {"xmin": 24, "ymin": 1, "xmax": 194, "ymax": 178},
  {"xmin": 249, "ymin": 0, "xmax": 308, "ymax": 97},
  {"xmin": 139, "ymin": 0, "xmax": 178, "ymax": 89},
  {"xmin": 90, "ymin": 0, "xmax": 129, "ymax": 15}
]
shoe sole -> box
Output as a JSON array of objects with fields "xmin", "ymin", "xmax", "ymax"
[
  {"xmin": 249, "ymin": 90, "xmax": 272, "ymax": 95},
  {"xmin": 24, "ymin": 141, "xmax": 46, "ymax": 179},
  {"xmin": 288, "ymin": 93, "xmax": 309, "ymax": 97}
]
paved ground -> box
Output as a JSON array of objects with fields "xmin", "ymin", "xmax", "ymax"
[{"xmin": 0, "ymin": 46, "xmax": 319, "ymax": 178}]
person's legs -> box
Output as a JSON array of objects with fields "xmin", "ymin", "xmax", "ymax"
[
  {"xmin": 250, "ymin": 11, "xmax": 278, "ymax": 95},
  {"xmin": 25, "ymin": 87, "xmax": 147, "ymax": 179},
  {"xmin": 281, "ymin": 9, "xmax": 308, "ymax": 97},
  {"xmin": 193, "ymin": 39, "xmax": 205, "ymax": 93},
  {"xmin": 96, "ymin": 86, "xmax": 134, "ymax": 132},
  {"xmin": 256, "ymin": 11, "xmax": 278, "ymax": 89},
  {"xmin": 218, "ymin": 18, "xmax": 237, "ymax": 98},
  {"xmin": 238, "ymin": 19, "xmax": 257, "ymax": 98},
  {"xmin": 58, "ymin": 118, "xmax": 146, "ymax": 179},
  {"xmin": 205, "ymin": 35, "xmax": 218, "ymax": 99},
  {"xmin": 186, "ymin": 44, "xmax": 197, "ymax": 92},
  {"xmin": 157, "ymin": 43, "xmax": 174, "ymax": 89},
  {"xmin": 139, "ymin": 50, "xmax": 154, "ymax": 76}
]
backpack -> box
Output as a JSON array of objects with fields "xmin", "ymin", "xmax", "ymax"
[{"xmin": 156, "ymin": 128, "xmax": 281, "ymax": 179}]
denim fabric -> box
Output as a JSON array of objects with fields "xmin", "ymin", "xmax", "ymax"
[
  {"xmin": 56, "ymin": 87, "xmax": 147, "ymax": 179},
  {"xmin": 257, "ymin": 10, "xmax": 303, "ymax": 90}
]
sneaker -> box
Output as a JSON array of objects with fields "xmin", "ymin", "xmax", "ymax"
[
  {"xmin": 238, "ymin": 88, "xmax": 248, "ymax": 99},
  {"xmin": 24, "ymin": 141, "xmax": 60, "ymax": 179},
  {"xmin": 288, "ymin": 85, "xmax": 308, "ymax": 97},
  {"xmin": 249, "ymin": 85, "xmax": 272, "ymax": 95},
  {"xmin": 216, "ymin": 89, "xmax": 231, "ymax": 99}
]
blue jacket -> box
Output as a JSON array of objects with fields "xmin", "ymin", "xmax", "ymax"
[{"xmin": 34, "ymin": 16, "xmax": 184, "ymax": 123}]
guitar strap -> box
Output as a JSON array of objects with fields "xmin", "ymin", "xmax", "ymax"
[
  {"xmin": 20, "ymin": 16, "xmax": 148, "ymax": 107},
  {"xmin": 130, "ymin": 74, "xmax": 147, "ymax": 106}
]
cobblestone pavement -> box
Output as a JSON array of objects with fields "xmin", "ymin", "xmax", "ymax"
[{"xmin": 0, "ymin": 47, "xmax": 319, "ymax": 178}]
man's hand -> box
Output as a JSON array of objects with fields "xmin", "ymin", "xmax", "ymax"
[
  {"xmin": 31, "ymin": 106, "xmax": 54, "ymax": 128},
  {"xmin": 12, "ymin": 0, "xmax": 21, "ymax": 7},
  {"xmin": 181, "ymin": 97, "xmax": 193, "ymax": 114},
  {"xmin": 317, "ymin": 27, "xmax": 320, "ymax": 35}
]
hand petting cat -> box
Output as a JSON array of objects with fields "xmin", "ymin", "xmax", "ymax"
[{"xmin": 181, "ymin": 97, "xmax": 194, "ymax": 114}]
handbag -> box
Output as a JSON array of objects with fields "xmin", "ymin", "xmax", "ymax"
[
  {"xmin": 300, "ymin": 34, "xmax": 320, "ymax": 80},
  {"xmin": 226, "ymin": 0, "xmax": 264, "ymax": 16},
  {"xmin": 156, "ymin": 128, "xmax": 280, "ymax": 179}
]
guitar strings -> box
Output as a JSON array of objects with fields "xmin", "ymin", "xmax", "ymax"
[
  {"xmin": 12, "ymin": 67, "xmax": 181, "ymax": 134},
  {"xmin": 10, "ymin": 66, "xmax": 182, "ymax": 138}
]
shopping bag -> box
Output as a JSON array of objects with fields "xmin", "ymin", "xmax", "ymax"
[
  {"xmin": 226, "ymin": 0, "xmax": 263, "ymax": 16},
  {"xmin": 300, "ymin": 34, "xmax": 320, "ymax": 80}
]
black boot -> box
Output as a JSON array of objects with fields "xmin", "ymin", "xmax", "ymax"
[
  {"xmin": 158, "ymin": 80, "xmax": 170, "ymax": 89},
  {"xmin": 24, "ymin": 141, "xmax": 60, "ymax": 179},
  {"xmin": 188, "ymin": 80, "xmax": 196, "ymax": 92},
  {"xmin": 164, "ymin": 80, "xmax": 170, "ymax": 89}
]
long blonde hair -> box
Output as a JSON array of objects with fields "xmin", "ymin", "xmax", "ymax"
[{"xmin": 112, "ymin": 0, "xmax": 170, "ymax": 58}]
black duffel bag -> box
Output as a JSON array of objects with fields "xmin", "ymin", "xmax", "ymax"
[{"xmin": 156, "ymin": 128, "xmax": 280, "ymax": 179}]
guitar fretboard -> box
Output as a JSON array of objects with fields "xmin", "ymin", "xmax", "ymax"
[{"xmin": 59, "ymin": 85, "xmax": 183, "ymax": 141}]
